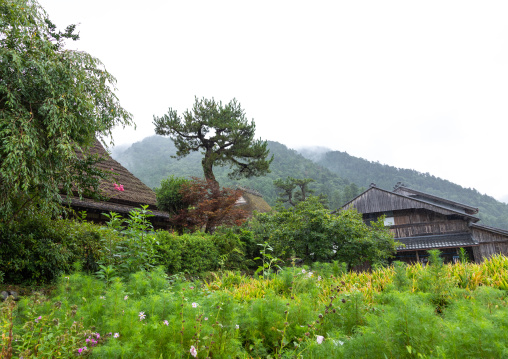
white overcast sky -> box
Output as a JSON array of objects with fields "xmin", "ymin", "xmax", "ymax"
[{"xmin": 38, "ymin": 0, "xmax": 508, "ymax": 202}]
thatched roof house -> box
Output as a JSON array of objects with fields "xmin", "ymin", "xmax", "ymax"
[
  {"xmin": 342, "ymin": 184, "xmax": 508, "ymax": 263},
  {"xmin": 236, "ymin": 187, "xmax": 272, "ymax": 215},
  {"xmin": 66, "ymin": 141, "xmax": 169, "ymax": 229}
]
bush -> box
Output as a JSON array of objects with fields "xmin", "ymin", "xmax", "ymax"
[
  {"xmin": 155, "ymin": 231, "xmax": 220, "ymax": 275},
  {"xmin": 0, "ymin": 216, "xmax": 112, "ymax": 284}
]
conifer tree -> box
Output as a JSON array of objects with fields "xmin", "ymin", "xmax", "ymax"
[{"xmin": 153, "ymin": 97, "xmax": 272, "ymax": 187}]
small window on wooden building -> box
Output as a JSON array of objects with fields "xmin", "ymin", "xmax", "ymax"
[{"xmin": 383, "ymin": 211, "xmax": 394, "ymax": 226}]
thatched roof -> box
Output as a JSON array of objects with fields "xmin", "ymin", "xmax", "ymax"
[
  {"xmin": 237, "ymin": 187, "xmax": 271, "ymax": 215},
  {"xmin": 68, "ymin": 140, "xmax": 168, "ymax": 220}
]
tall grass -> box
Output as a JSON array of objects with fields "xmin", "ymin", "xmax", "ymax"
[{"xmin": 2, "ymin": 256, "xmax": 508, "ymax": 358}]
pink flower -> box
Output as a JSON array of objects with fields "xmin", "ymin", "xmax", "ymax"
[
  {"xmin": 192, "ymin": 302, "xmax": 198, "ymax": 308},
  {"xmin": 139, "ymin": 312, "xmax": 146, "ymax": 320},
  {"xmin": 113, "ymin": 183, "xmax": 125, "ymax": 191},
  {"xmin": 316, "ymin": 335, "xmax": 324, "ymax": 344},
  {"xmin": 113, "ymin": 332, "xmax": 120, "ymax": 338},
  {"xmin": 163, "ymin": 320, "xmax": 169, "ymax": 326},
  {"xmin": 190, "ymin": 345, "xmax": 198, "ymax": 357}
]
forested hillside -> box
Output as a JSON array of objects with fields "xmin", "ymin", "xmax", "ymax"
[
  {"xmin": 113, "ymin": 136, "xmax": 508, "ymax": 229},
  {"xmin": 299, "ymin": 149, "xmax": 508, "ymax": 229},
  {"xmin": 113, "ymin": 136, "xmax": 362, "ymax": 209}
]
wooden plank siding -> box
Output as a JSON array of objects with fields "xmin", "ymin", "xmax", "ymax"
[
  {"xmin": 343, "ymin": 187, "xmax": 479, "ymax": 221},
  {"xmin": 342, "ymin": 186, "xmax": 508, "ymax": 264},
  {"xmin": 472, "ymin": 227, "xmax": 508, "ymax": 261},
  {"xmin": 391, "ymin": 220, "xmax": 470, "ymax": 238}
]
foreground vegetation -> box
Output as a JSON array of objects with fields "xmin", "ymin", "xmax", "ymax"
[{"xmin": 2, "ymin": 254, "xmax": 508, "ymax": 358}]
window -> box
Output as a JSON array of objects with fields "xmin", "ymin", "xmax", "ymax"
[{"xmin": 383, "ymin": 211, "xmax": 394, "ymax": 226}]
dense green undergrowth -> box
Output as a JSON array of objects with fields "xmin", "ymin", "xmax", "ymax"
[
  {"xmin": 0, "ymin": 199, "xmax": 396, "ymax": 285},
  {"xmin": 2, "ymin": 256, "xmax": 508, "ymax": 358}
]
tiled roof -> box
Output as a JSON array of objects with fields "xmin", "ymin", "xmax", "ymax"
[{"xmin": 396, "ymin": 232, "xmax": 478, "ymax": 251}]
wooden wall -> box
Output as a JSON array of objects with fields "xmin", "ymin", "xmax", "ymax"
[
  {"xmin": 389, "ymin": 209, "xmax": 469, "ymax": 238},
  {"xmin": 472, "ymin": 227, "xmax": 508, "ymax": 261}
]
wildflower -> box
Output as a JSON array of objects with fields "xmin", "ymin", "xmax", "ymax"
[
  {"xmin": 308, "ymin": 271, "xmax": 313, "ymax": 277},
  {"xmin": 100, "ymin": 296, "xmax": 106, "ymax": 300},
  {"xmin": 189, "ymin": 286, "xmax": 194, "ymax": 289},
  {"xmin": 302, "ymin": 269, "xmax": 306, "ymax": 274},
  {"xmin": 317, "ymin": 276, "xmax": 322, "ymax": 281},
  {"xmin": 139, "ymin": 312, "xmax": 146, "ymax": 321},
  {"xmin": 96, "ymin": 333, "xmax": 100, "ymax": 339},
  {"xmin": 316, "ymin": 335, "xmax": 324, "ymax": 344},
  {"xmin": 35, "ymin": 316, "xmax": 41, "ymax": 323},
  {"xmin": 113, "ymin": 333, "xmax": 120, "ymax": 338},
  {"xmin": 204, "ymin": 317, "xmax": 208, "ymax": 321},
  {"xmin": 236, "ymin": 324, "xmax": 239, "ymax": 330},
  {"xmin": 113, "ymin": 183, "xmax": 125, "ymax": 191},
  {"xmin": 192, "ymin": 302, "xmax": 198, "ymax": 308},
  {"xmin": 163, "ymin": 320, "xmax": 169, "ymax": 326},
  {"xmin": 190, "ymin": 345, "xmax": 198, "ymax": 357},
  {"xmin": 124, "ymin": 295, "xmax": 128, "ymax": 300}
]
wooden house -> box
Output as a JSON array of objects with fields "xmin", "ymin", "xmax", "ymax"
[
  {"xmin": 342, "ymin": 184, "xmax": 508, "ymax": 263},
  {"xmin": 64, "ymin": 141, "xmax": 170, "ymax": 229}
]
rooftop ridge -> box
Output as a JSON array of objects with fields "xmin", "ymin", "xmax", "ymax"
[{"xmin": 237, "ymin": 186, "xmax": 263, "ymax": 197}]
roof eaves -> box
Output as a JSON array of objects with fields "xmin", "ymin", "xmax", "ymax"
[
  {"xmin": 394, "ymin": 187, "xmax": 478, "ymax": 214},
  {"xmin": 343, "ymin": 186, "xmax": 480, "ymax": 222}
]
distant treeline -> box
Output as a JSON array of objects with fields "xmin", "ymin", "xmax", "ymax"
[
  {"xmin": 113, "ymin": 136, "xmax": 363, "ymax": 210},
  {"xmin": 305, "ymin": 149, "xmax": 508, "ymax": 230},
  {"xmin": 113, "ymin": 136, "xmax": 508, "ymax": 229}
]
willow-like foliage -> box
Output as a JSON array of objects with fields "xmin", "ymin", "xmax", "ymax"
[{"xmin": 0, "ymin": 0, "xmax": 133, "ymax": 220}]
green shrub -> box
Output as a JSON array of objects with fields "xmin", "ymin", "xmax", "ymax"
[
  {"xmin": 0, "ymin": 216, "xmax": 111, "ymax": 283},
  {"xmin": 212, "ymin": 226, "xmax": 255, "ymax": 270},
  {"xmin": 155, "ymin": 231, "xmax": 220, "ymax": 275}
]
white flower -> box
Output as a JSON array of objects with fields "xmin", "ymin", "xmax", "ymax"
[
  {"xmin": 317, "ymin": 276, "xmax": 322, "ymax": 281},
  {"xmin": 139, "ymin": 312, "xmax": 146, "ymax": 321},
  {"xmin": 204, "ymin": 317, "xmax": 208, "ymax": 321},
  {"xmin": 316, "ymin": 335, "xmax": 324, "ymax": 344},
  {"xmin": 124, "ymin": 295, "xmax": 128, "ymax": 300},
  {"xmin": 190, "ymin": 345, "xmax": 198, "ymax": 357},
  {"xmin": 100, "ymin": 296, "xmax": 106, "ymax": 300},
  {"xmin": 113, "ymin": 333, "xmax": 120, "ymax": 338},
  {"xmin": 302, "ymin": 269, "xmax": 306, "ymax": 274},
  {"xmin": 192, "ymin": 302, "xmax": 198, "ymax": 308},
  {"xmin": 236, "ymin": 324, "xmax": 239, "ymax": 330}
]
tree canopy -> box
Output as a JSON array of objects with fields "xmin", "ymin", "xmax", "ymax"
[
  {"xmin": 153, "ymin": 97, "xmax": 272, "ymax": 186},
  {"xmin": 249, "ymin": 196, "xmax": 397, "ymax": 268},
  {"xmin": 0, "ymin": 0, "xmax": 133, "ymax": 220},
  {"xmin": 273, "ymin": 177, "xmax": 317, "ymax": 207},
  {"xmin": 157, "ymin": 177, "xmax": 248, "ymax": 234}
]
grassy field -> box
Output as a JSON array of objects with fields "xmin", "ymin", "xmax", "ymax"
[{"xmin": 2, "ymin": 254, "xmax": 508, "ymax": 358}]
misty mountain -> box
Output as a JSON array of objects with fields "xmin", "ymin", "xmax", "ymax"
[
  {"xmin": 112, "ymin": 136, "xmax": 508, "ymax": 229},
  {"xmin": 298, "ymin": 148, "xmax": 508, "ymax": 229},
  {"xmin": 296, "ymin": 146, "xmax": 331, "ymax": 162},
  {"xmin": 112, "ymin": 136, "xmax": 362, "ymax": 209}
]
